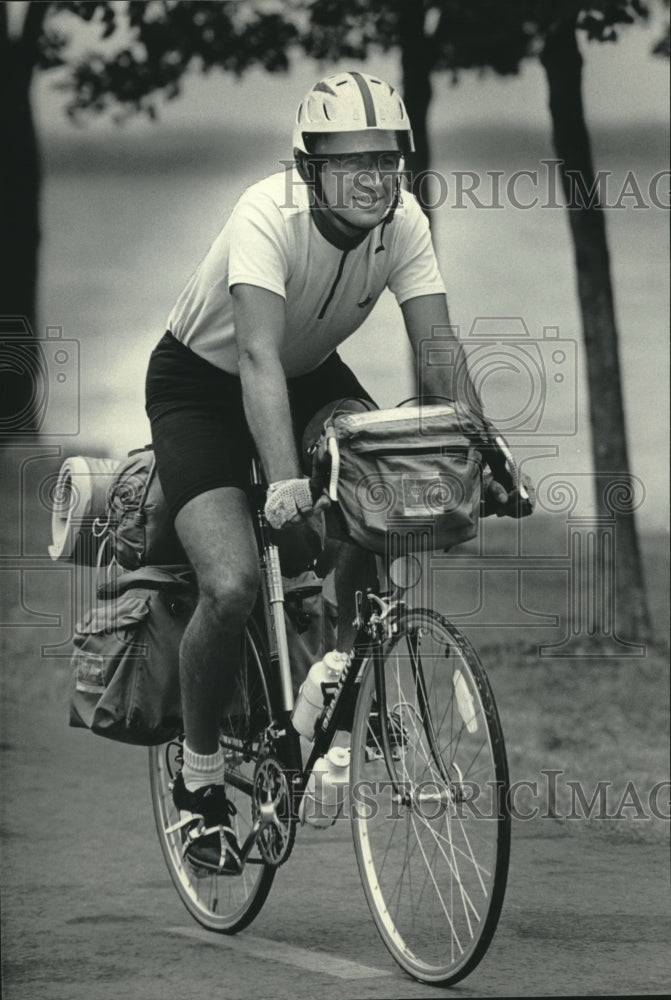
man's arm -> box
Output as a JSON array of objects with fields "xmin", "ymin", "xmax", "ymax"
[
  {"xmin": 402, "ymin": 293, "xmax": 521, "ymax": 512},
  {"xmin": 231, "ymin": 282, "xmax": 301, "ymax": 483},
  {"xmin": 401, "ymin": 293, "xmax": 485, "ymax": 423}
]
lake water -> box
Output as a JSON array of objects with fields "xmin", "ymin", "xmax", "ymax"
[{"xmin": 38, "ymin": 120, "xmax": 669, "ymax": 531}]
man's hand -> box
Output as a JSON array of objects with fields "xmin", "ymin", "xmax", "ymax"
[
  {"xmin": 264, "ymin": 477, "xmax": 330, "ymax": 529},
  {"xmin": 265, "ymin": 478, "xmax": 312, "ymax": 529},
  {"xmin": 264, "ymin": 477, "xmax": 330, "ymax": 576},
  {"xmin": 482, "ymin": 471, "xmax": 536, "ymax": 519}
]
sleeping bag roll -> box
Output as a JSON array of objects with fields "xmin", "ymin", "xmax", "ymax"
[{"xmin": 48, "ymin": 455, "xmax": 120, "ymax": 563}]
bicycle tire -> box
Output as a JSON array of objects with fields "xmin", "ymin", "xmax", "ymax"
[
  {"xmin": 349, "ymin": 608, "xmax": 510, "ymax": 986},
  {"xmin": 148, "ymin": 618, "xmax": 276, "ymax": 933}
]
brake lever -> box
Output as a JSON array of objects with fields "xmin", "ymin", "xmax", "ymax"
[
  {"xmin": 492, "ymin": 434, "xmax": 530, "ymax": 501},
  {"xmin": 480, "ymin": 429, "xmax": 534, "ymax": 517},
  {"xmin": 326, "ymin": 433, "xmax": 340, "ymax": 501},
  {"xmin": 308, "ymin": 428, "xmax": 341, "ymax": 504}
]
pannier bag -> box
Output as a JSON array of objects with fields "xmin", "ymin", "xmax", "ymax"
[
  {"xmin": 313, "ymin": 402, "xmax": 486, "ymax": 554},
  {"xmin": 69, "ymin": 566, "xmax": 196, "ymax": 745},
  {"xmin": 103, "ymin": 447, "xmax": 187, "ymax": 570}
]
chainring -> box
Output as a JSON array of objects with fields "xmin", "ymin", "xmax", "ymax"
[{"xmin": 252, "ymin": 756, "xmax": 296, "ymax": 866}]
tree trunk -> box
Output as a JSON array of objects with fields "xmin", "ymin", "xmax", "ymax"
[
  {"xmin": 0, "ymin": 1, "xmax": 48, "ymax": 440},
  {"xmin": 398, "ymin": 1, "xmax": 433, "ymax": 217},
  {"xmin": 541, "ymin": 19, "xmax": 651, "ymax": 642}
]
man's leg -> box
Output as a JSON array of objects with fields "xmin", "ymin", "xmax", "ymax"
[
  {"xmin": 175, "ymin": 486, "xmax": 260, "ymax": 757},
  {"xmin": 169, "ymin": 486, "xmax": 259, "ymax": 872}
]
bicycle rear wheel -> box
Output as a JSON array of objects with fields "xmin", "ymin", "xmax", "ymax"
[
  {"xmin": 350, "ymin": 608, "xmax": 510, "ymax": 986},
  {"xmin": 149, "ymin": 619, "xmax": 276, "ymax": 933}
]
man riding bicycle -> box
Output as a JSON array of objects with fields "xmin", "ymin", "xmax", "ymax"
[{"xmin": 145, "ymin": 70, "xmax": 514, "ymax": 875}]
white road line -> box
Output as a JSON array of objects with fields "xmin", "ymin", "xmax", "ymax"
[{"xmin": 168, "ymin": 926, "xmax": 389, "ymax": 980}]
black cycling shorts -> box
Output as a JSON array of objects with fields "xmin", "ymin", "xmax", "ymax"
[{"xmin": 145, "ymin": 332, "xmax": 374, "ymax": 519}]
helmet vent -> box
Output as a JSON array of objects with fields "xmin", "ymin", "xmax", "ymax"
[{"xmin": 313, "ymin": 80, "xmax": 337, "ymax": 97}]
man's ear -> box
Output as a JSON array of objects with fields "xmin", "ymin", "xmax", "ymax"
[
  {"xmin": 294, "ymin": 150, "xmax": 326, "ymax": 186},
  {"xmin": 293, "ymin": 149, "xmax": 309, "ymax": 184}
]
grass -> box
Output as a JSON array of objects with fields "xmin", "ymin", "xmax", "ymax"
[
  {"xmin": 1, "ymin": 446, "xmax": 668, "ymax": 845},
  {"xmin": 490, "ymin": 644, "xmax": 668, "ymax": 843}
]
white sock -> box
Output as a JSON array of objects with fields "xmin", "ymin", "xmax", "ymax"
[{"xmin": 182, "ymin": 743, "xmax": 225, "ymax": 792}]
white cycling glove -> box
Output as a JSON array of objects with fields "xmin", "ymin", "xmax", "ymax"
[{"xmin": 264, "ymin": 478, "xmax": 313, "ymax": 530}]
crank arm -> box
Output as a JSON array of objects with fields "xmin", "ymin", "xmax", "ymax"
[{"xmin": 238, "ymin": 800, "xmax": 289, "ymax": 866}]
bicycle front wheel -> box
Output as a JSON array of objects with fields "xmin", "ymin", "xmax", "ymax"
[
  {"xmin": 149, "ymin": 618, "xmax": 276, "ymax": 933},
  {"xmin": 350, "ymin": 609, "xmax": 510, "ymax": 987}
]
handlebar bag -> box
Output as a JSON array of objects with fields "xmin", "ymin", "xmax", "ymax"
[
  {"xmin": 69, "ymin": 566, "xmax": 195, "ymax": 745},
  {"xmin": 326, "ymin": 403, "xmax": 485, "ymax": 554}
]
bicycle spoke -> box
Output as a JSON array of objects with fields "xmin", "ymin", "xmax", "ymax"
[{"xmin": 409, "ymin": 812, "xmax": 465, "ymax": 954}]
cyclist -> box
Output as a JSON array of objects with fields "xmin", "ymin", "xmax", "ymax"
[{"xmin": 145, "ymin": 70, "xmax": 513, "ymax": 875}]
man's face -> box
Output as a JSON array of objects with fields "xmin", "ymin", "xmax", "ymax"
[{"xmin": 313, "ymin": 131, "xmax": 403, "ymax": 230}]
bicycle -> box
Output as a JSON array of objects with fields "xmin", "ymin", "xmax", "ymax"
[{"xmin": 148, "ymin": 426, "xmax": 519, "ymax": 988}]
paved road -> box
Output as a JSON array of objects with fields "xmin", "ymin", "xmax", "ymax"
[{"xmin": 2, "ymin": 693, "xmax": 669, "ymax": 1000}]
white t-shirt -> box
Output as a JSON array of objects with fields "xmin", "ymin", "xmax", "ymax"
[{"xmin": 167, "ymin": 167, "xmax": 445, "ymax": 377}]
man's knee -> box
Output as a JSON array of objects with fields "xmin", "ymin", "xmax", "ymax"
[{"xmin": 198, "ymin": 566, "xmax": 260, "ymax": 630}]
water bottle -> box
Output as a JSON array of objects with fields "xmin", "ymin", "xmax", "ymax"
[
  {"xmin": 299, "ymin": 746, "xmax": 351, "ymax": 828},
  {"xmin": 291, "ymin": 650, "xmax": 349, "ymax": 740}
]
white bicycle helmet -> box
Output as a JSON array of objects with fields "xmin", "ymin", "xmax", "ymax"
[{"xmin": 293, "ymin": 70, "xmax": 414, "ymax": 155}]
